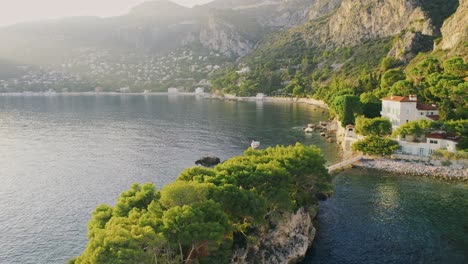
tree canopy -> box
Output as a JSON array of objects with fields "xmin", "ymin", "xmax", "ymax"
[
  {"xmin": 71, "ymin": 143, "xmax": 331, "ymax": 264},
  {"xmin": 391, "ymin": 119, "xmax": 434, "ymax": 139},
  {"xmin": 355, "ymin": 116, "xmax": 392, "ymax": 137},
  {"xmin": 352, "ymin": 136, "xmax": 400, "ymax": 156}
]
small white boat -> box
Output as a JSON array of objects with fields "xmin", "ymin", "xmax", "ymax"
[
  {"xmin": 251, "ymin": 140, "xmax": 260, "ymax": 149},
  {"xmin": 304, "ymin": 127, "xmax": 314, "ymax": 133}
]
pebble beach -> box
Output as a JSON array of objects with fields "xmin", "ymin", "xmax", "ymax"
[{"xmin": 357, "ymin": 158, "xmax": 468, "ymax": 181}]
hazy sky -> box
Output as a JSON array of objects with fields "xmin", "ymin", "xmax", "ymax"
[{"xmin": 0, "ymin": 0, "xmax": 214, "ymax": 26}]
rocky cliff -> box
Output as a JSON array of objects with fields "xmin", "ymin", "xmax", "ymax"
[
  {"xmin": 305, "ymin": 0, "xmax": 435, "ymax": 47},
  {"xmin": 257, "ymin": 0, "xmax": 323, "ymax": 28},
  {"xmin": 199, "ymin": 0, "xmax": 332, "ymax": 56},
  {"xmin": 231, "ymin": 207, "xmax": 317, "ymax": 264},
  {"xmin": 307, "ymin": 0, "xmax": 342, "ymax": 20},
  {"xmin": 436, "ymin": 0, "xmax": 467, "ymax": 59},
  {"xmin": 206, "ymin": 0, "xmax": 318, "ymax": 28},
  {"xmin": 199, "ymin": 12, "xmax": 255, "ymax": 57},
  {"xmin": 387, "ymin": 31, "xmax": 434, "ymax": 63}
]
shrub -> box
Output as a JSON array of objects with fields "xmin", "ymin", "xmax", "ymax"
[{"xmin": 352, "ymin": 136, "xmax": 400, "ymax": 156}]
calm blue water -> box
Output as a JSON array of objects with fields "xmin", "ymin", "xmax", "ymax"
[
  {"xmin": 306, "ymin": 169, "xmax": 468, "ymax": 264},
  {"xmin": 0, "ymin": 95, "xmax": 466, "ymax": 264},
  {"xmin": 0, "ymin": 95, "xmax": 340, "ymax": 264}
]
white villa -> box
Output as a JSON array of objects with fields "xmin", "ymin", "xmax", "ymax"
[
  {"xmin": 381, "ymin": 95, "xmax": 439, "ymax": 130},
  {"xmin": 379, "ymin": 95, "xmax": 459, "ymax": 157},
  {"xmin": 398, "ymin": 131, "xmax": 460, "ymax": 156}
]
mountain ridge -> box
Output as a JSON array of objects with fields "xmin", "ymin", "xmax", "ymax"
[{"xmin": 0, "ymin": 0, "xmax": 464, "ymax": 93}]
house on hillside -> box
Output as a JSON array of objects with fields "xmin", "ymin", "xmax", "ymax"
[
  {"xmin": 426, "ymin": 131, "xmax": 460, "ymax": 153},
  {"xmin": 381, "ymin": 95, "xmax": 439, "ymax": 130},
  {"xmin": 378, "ymin": 95, "xmax": 459, "ymax": 156},
  {"xmin": 398, "ymin": 131, "xmax": 460, "ymax": 156}
]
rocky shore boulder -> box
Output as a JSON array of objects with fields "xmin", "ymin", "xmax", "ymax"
[
  {"xmin": 232, "ymin": 207, "xmax": 316, "ymax": 264},
  {"xmin": 195, "ymin": 156, "xmax": 221, "ymax": 167}
]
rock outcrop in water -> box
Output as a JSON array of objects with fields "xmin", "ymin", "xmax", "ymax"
[
  {"xmin": 232, "ymin": 207, "xmax": 317, "ymax": 264},
  {"xmin": 195, "ymin": 156, "xmax": 221, "ymax": 167}
]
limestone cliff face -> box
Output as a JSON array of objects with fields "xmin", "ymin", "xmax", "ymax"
[
  {"xmin": 199, "ymin": 14, "xmax": 254, "ymax": 57},
  {"xmin": 199, "ymin": 0, "xmax": 343, "ymax": 56},
  {"xmin": 306, "ymin": 0, "xmax": 435, "ymax": 47},
  {"xmin": 231, "ymin": 207, "xmax": 316, "ymax": 264},
  {"xmin": 259, "ymin": 0, "xmax": 325, "ymax": 28},
  {"xmin": 387, "ymin": 31, "xmax": 433, "ymax": 63},
  {"xmin": 437, "ymin": 0, "xmax": 468, "ymax": 58},
  {"xmin": 308, "ymin": 0, "xmax": 343, "ymax": 20},
  {"xmin": 207, "ymin": 0, "xmax": 320, "ymax": 29}
]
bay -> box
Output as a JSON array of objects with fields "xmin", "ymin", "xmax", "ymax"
[
  {"xmin": 0, "ymin": 95, "xmax": 339, "ymax": 264},
  {"xmin": 0, "ymin": 95, "xmax": 466, "ymax": 264}
]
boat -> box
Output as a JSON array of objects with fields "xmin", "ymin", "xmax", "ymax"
[
  {"xmin": 251, "ymin": 140, "xmax": 260, "ymax": 149},
  {"xmin": 304, "ymin": 127, "xmax": 314, "ymax": 133}
]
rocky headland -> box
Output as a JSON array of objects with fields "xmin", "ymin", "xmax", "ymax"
[{"xmin": 232, "ymin": 207, "xmax": 317, "ymax": 264}]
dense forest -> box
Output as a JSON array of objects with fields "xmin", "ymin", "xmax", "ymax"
[{"xmin": 69, "ymin": 144, "xmax": 332, "ymax": 263}]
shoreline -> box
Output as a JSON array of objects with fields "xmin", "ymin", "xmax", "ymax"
[
  {"xmin": 208, "ymin": 94, "xmax": 329, "ymax": 109},
  {"xmin": 0, "ymin": 92, "xmax": 329, "ymax": 109},
  {"xmin": 0, "ymin": 91, "xmax": 198, "ymax": 96},
  {"xmin": 354, "ymin": 157, "xmax": 468, "ymax": 181},
  {"xmin": 3, "ymin": 92, "xmax": 465, "ymax": 181}
]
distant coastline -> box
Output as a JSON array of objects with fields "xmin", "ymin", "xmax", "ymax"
[
  {"xmin": 4, "ymin": 92, "xmax": 465, "ymax": 181},
  {"xmin": 0, "ymin": 91, "xmax": 198, "ymax": 96},
  {"xmin": 0, "ymin": 92, "xmax": 330, "ymax": 109},
  {"xmin": 206, "ymin": 94, "xmax": 329, "ymax": 109}
]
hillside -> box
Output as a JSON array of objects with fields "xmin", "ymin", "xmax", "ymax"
[
  {"xmin": 0, "ymin": 0, "xmax": 465, "ymax": 95},
  {"xmin": 212, "ymin": 0, "xmax": 464, "ymax": 97},
  {"xmin": 0, "ymin": 0, "xmax": 325, "ymax": 92}
]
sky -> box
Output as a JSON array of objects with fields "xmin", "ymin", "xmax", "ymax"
[{"xmin": 0, "ymin": 0, "xmax": 214, "ymax": 26}]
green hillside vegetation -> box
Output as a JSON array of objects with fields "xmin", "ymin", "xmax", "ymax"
[
  {"xmin": 70, "ymin": 144, "xmax": 331, "ymax": 264},
  {"xmin": 214, "ymin": 52, "xmax": 467, "ymax": 123}
]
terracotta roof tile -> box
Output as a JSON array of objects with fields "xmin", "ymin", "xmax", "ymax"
[
  {"xmin": 381, "ymin": 96, "xmax": 414, "ymax": 102},
  {"xmin": 426, "ymin": 132, "xmax": 460, "ymax": 142},
  {"xmin": 417, "ymin": 102, "xmax": 438, "ymax": 111}
]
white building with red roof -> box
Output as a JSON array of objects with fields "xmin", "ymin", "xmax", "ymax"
[
  {"xmin": 425, "ymin": 131, "xmax": 460, "ymax": 153},
  {"xmin": 398, "ymin": 131, "xmax": 460, "ymax": 156},
  {"xmin": 381, "ymin": 95, "xmax": 439, "ymax": 130},
  {"xmin": 377, "ymin": 95, "xmax": 461, "ymax": 156}
]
